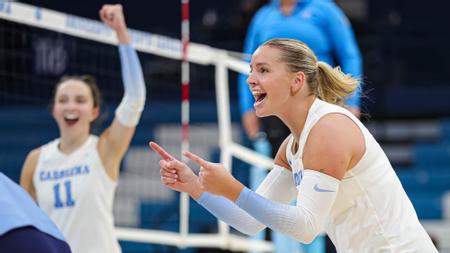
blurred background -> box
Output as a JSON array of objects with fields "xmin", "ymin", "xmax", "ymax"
[{"xmin": 1, "ymin": 0, "xmax": 449, "ymax": 252}]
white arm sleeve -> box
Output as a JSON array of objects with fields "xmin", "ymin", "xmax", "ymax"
[
  {"xmin": 197, "ymin": 165, "xmax": 297, "ymax": 235},
  {"xmin": 236, "ymin": 170, "xmax": 340, "ymax": 243},
  {"xmin": 115, "ymin": 44, "xmax": 146, "ymax": 127}
]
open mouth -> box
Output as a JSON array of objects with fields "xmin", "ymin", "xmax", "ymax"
[
  {"xmin": 253, "ymin": 92, "xmax": 267, "ymax": 104},
  {"xmin": 64, "ymin": 113, "xmax": 79, "ymax": 126}
]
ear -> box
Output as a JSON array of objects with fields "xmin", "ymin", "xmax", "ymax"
[
  {"xmin": 291, "ymin": 71, "xmax": 305, "ymax": 94},
  {"xmin": 91, "ymin": 106, "xmax": 100, "ymax": 121}
]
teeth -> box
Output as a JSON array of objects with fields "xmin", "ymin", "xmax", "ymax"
[
  {"xmin": 252, "ymin": 91, "xmax": 265, "ymax": 96},
  {"xmin": 64, "ymin": 113, "xmax": 79, "ymax": 120}
]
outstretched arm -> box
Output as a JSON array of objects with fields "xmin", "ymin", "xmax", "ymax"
[
  {"xmin": 98, "ymin": 4, "xmax": 146, "ymax": 180},
  {"xmin": 184, "ymin": 114, "xmax": 359, "ymax": 243},
  {"xmin": 150, "ymin": 142, "xmax": 297, "ymax": 236},
  {"xmin": 185, "ymin": 150, "xmax": 340, "ymax": 243}
]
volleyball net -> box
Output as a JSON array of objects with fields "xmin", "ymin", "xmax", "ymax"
[{"xmin": 0, "ymin": 1, "xmax": 274, "ymax": 251}]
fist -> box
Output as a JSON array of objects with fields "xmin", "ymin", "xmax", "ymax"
[{"xmin": 99, "ymin": 4, "xmax": 126, "ymax": 31}]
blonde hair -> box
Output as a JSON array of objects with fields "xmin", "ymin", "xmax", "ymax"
[{"xmin": 263, "ymin": 38, "xmax": 359, "ymax": 105}]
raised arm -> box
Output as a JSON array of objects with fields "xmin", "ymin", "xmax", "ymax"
[{"xmin": 98, "ymin": 4, "xmax": 146, "ymax": 180}]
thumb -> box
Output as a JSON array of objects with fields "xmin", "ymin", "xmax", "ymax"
[{"xmin": 183, "ymin": 151, "xmax": 208, "ymax": 169}]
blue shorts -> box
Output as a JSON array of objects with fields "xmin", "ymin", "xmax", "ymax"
[{"xmin": 0, "ymin": 226, "xmax": 71, "ymax": 253}]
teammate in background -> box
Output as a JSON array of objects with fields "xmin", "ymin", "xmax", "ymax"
[
  {"xmin": 151, "ymin": 39, "xmax": 438, "ymax": 253},
  {"xmin": 20, "ymin": 4, "xmax": 146, "ymax": 253},
  {"xmin": 0, "ymin": 172, "xmax": 71, "ymax": 253},
  {"xmin": 238, "ymin": 1, "xmax": 363, "ymax": 251}
]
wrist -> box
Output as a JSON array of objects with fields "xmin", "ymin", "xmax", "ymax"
[
  {"xmin": 116, "ymin": 27, "xmax": 130, "ymax": 44},
  {"xmin": 189, "ymin": 189, "xmax": 203, "ymax": 200},
  {"xmin": 226, "ymin": 180, "xmax": 245, "ymax": 202},
  {"xmin": 188, "ymin": 178, "xmax": 203, "ymax": 200}
]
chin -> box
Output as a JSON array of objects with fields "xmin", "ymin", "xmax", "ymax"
[{"xmin": 255, "ymin": 109, "xmax": 270, "ymax": 118}]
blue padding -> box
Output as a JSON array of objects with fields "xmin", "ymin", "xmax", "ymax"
[
  {"xmin": 408, "ymin": 193, "xmax": 443, "ymax": 219},
  {"xmin": 139, "ymin": 201, "xmax": 178, "ymax": 232},
  {"xmin": 414, "ymin": 143, "xmax": 450, "ymax": 166},
  {"xmin": 440, "ymin": 118, "xmax": 450, "ymax": 141},
  {"xmin": 119, "ymin": 240, "xmax": 179, "ymax": 253},
  {"xmin": 397, "ymin": 170, "xmax": 450, "ymax": 193},
  {"xmin": 139, "ymin": 198, "xmax": 217, "ymax": 234},
  {"xmin": 188, "ymin": 198, "xmax": 217, "ymax": 233}
]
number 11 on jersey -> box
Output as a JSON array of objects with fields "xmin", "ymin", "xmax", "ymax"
[{"xmin": 53, "ymin": 180, "xmax": 75, "ymax": 208}]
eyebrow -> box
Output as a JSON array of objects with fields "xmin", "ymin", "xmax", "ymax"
[
  {"xmin": 57, "ymin": 93, "xmax": 87, "ymax": 98},
  {"xmin": 255, "ymin": 62, "xmax": 270, "ymax": 67},
  {"xmin": 250, "ymin": 62, "xmax": 270, "ymax": 70}
]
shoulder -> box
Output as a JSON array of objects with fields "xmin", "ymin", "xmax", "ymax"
[
  {"xmin": 318, "ymin": 0, "xmax": 349, "ymax": 23},
  {"xmin": 23, "ymin": 148, "xmax": 41, "ymax": 169},
  {"xmin": 312, "ymin": 112, "xmax": 357, "ymax": 139},
  {"xmin": 303, "ymin": 113, "xmax": 361, "ymax": 179},
  {"xmin": 315, "ymin": 0, "xmax": 341, "ymax": 11}
]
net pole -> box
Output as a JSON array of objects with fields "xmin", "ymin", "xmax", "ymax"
[
  {"xmin": 215, "ymin": 51, "xmax": 232, "ymax": 245},
  {"xmin": 180, "ymin": 0, "xmax": 190, "ymax": 248}
]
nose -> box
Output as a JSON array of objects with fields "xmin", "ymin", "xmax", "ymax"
[
  {"xmin": 65, "ymin": 100, "xmax": 78, "ymax": 111},
  {"xmin": 246, "ymin": 72, "xmax": 256, "ymax": 88}
]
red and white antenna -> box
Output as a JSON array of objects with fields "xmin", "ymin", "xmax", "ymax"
[
  {"xmin": 180, "ymin": 0, "xmax": 190, "ymax": 245},
  {"xmin": 181, "ymin": 0, "xmax": 190, "ymax": 161}
]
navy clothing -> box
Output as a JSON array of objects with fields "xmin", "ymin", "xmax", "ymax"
[
  {"xmin": 0, "ymin": 226, "xmax": 71, "ymax": 253},
  {"xmin": 0, "ymin": 173, "xmax": 71, "ymax": 252},
  {"xmin": 238, "ymin": 0, "xmax": 362, "ymax": 114}
]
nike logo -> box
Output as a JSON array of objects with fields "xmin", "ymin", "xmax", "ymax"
[{"xmin": 313, "ymin": 184, "xmax": 335, "ymax": 192}]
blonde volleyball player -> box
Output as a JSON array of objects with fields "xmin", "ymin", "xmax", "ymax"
[
  {"xmin": 151, "ymin": 39, "xmax": 438, "ymax": 252},
  {"xmin": 20, "ymin": 4, "xmax": 145, "ymax": 253}
]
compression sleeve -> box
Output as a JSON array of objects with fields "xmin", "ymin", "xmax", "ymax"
[
  {"xmin": 115, "ymin": 44, "xmax": 146, "ymax": 127},
  {"xmin": 196, "ymin": 165, "xmax": 297, "ymax": 235},
  {"xmin": 324, "ymin": 2, "xmax": 362, "ymax": 108},
  {"xmin": 235, "ymin": 170, "xmax": 340, "ymax": 243}
]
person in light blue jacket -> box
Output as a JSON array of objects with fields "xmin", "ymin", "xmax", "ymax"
[
  {"xmin": 0, "ymin": 172, "xmax": 72, "ymax": 253},
  {"xmin": 237, "ymin": 1, "xmax": 362, "ymax": 252}
]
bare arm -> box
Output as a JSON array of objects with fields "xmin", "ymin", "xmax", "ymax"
[
  {"xmin": 98, "ymin": 4, "xmax": 145, "ymax": 180},
  {"xmin": 20, "ymin": 148, "xmax": 40, "ymax": 201},
  {"xmin": 303, "ymin": 113, "xmax": 365, "ymax": 179}
]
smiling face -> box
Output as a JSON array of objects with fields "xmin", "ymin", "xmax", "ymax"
[
  {"xmin": 52, "ymin": 79, "xmax": 99, "ymax": 137},
  {"xmin": 247, "ymin": 45, "xmax": 301, "ymax": 117}
]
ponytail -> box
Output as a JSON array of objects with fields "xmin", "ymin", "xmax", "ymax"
[
  {"xmin": 262, "ymin": 38, "xmax": 360, "ymax": 106},
  {"xmin": 316, "ymin": 61, "xmax": 359, "ymax": 105}
]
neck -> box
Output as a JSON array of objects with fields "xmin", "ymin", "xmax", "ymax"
[
  {"xmin": 58, "ymin": 132, "xmax": 90, "ymax": 155},
  {"xmin": 280, "ymin": 0, "xmax": 297, "ymax": 15},
  {"xmin": 278, "ymin": 95, "xmax": 316, "ymax": 142}
]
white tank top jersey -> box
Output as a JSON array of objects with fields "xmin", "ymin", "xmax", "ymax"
[
  {"xmin": 286, "ymin": 99, "xmax": 437, "ymax": 253},
  {"xmin": 33, "ymin": 135, "xmax": 121, "ymax": 253}
]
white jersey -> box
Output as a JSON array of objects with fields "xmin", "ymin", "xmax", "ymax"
[
  {"xmin": 286, "ymin": 99, "xmax": 437, "ymax": 253},
  {"xmin": 33, "ymin": 135, "xmax": 121, "ymax": 253}
]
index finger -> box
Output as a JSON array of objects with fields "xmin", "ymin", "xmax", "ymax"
[
  {"xmin": 183, "ymin": 151, "xmax": 208, "ymax": 168},
  {"xmin": 149, "ymin": 141, "xmax": 174, "ymax": 161}
]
